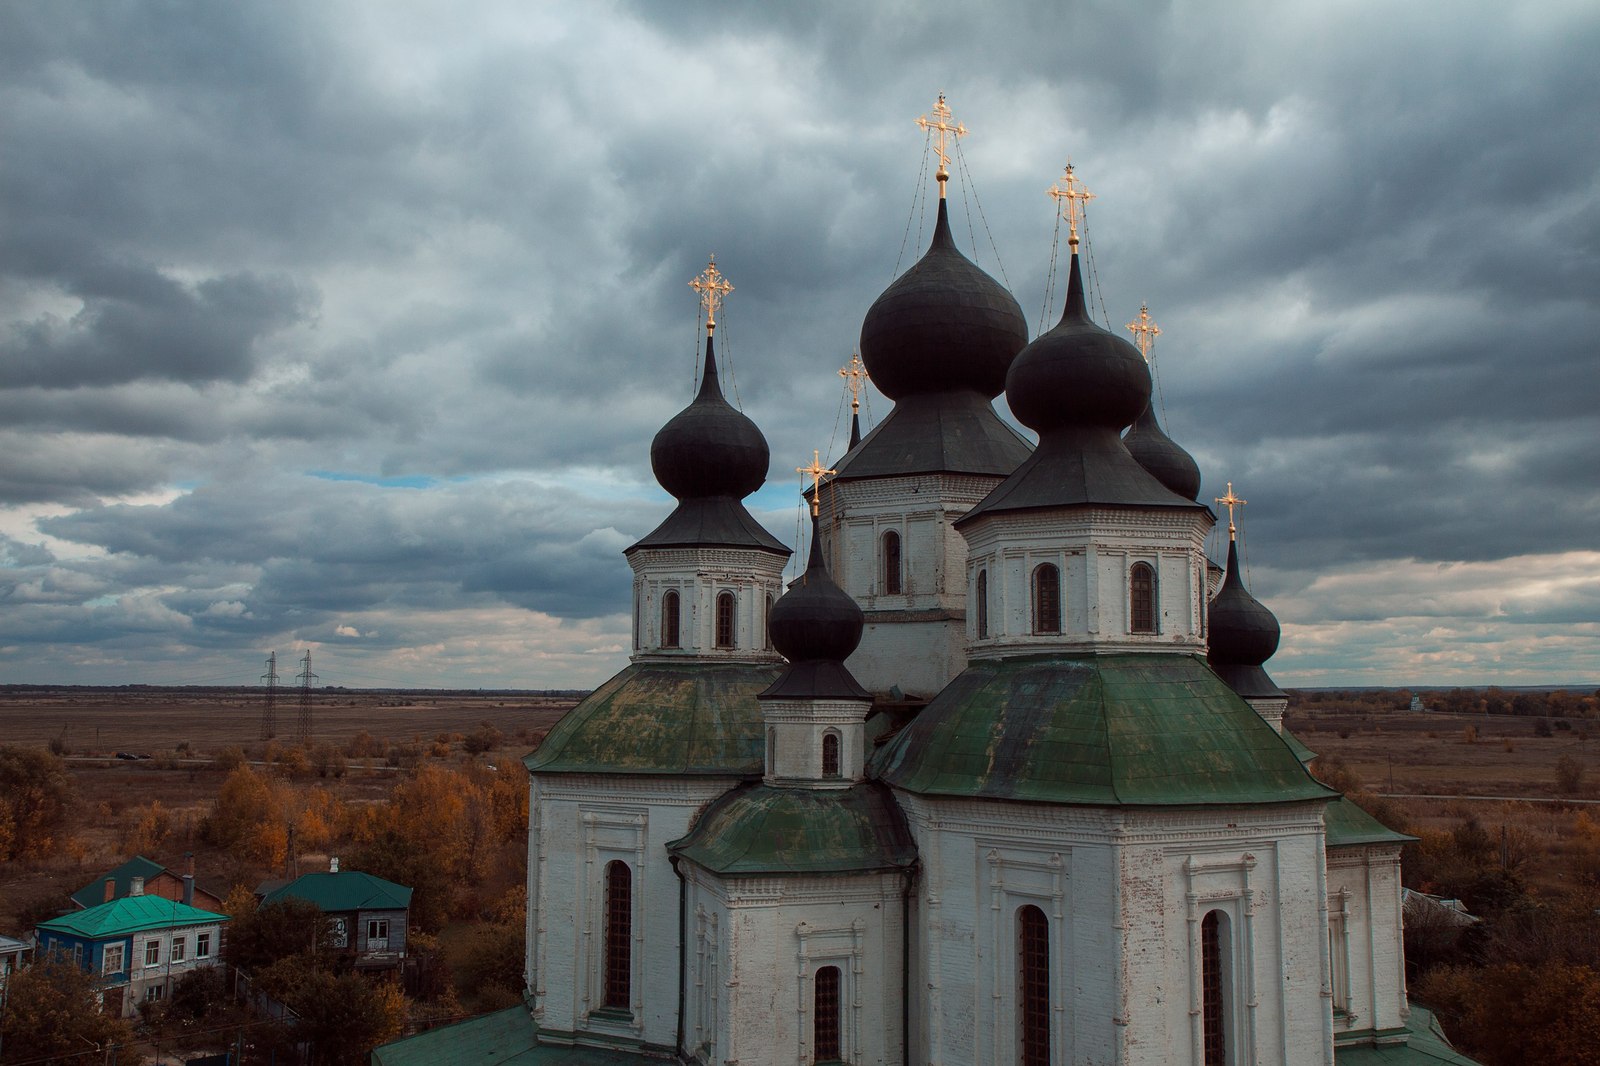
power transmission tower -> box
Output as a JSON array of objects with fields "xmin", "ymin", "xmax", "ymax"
[
  {"xmin": 260, "ymin": 652, "xmax": 279, "ymax": 740},
  {"xmin": 296, "ymin": 650, "xmax": 318, "ymax": 745}
]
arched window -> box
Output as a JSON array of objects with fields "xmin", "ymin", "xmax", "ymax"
[
  {"xmin": 603, "ymin": 861, "xmax": 632, "ymax": 1011},
  {"xmin": 715, "ymin": 591, "xmax": 736, "ymax": 649},
  {"xmin": 976, "ymin": 569, "xmax": 989, "ymax": 639},
  {"xmin": 661, "ymin": 590, "xmax": 681, "ymax": 649},
  {"xmin": 882, "ymin": 531, "xmax": 902, "ymax": 595},
  {"xmin": 764, "ymin": 593, "xmax": 774, "ymax": 650},
  {"xmin": 1130, "ymin": 562, "xmax": 1157, "ymax": 634},
  {"xmin": 821, "ymin": 732, "xmax": 841, "ymax": 778},
  {"xmin": 814, "ymin": 965, "xmax": 841, "ymax": 1063},
  {"xmin": 1032, "ymin": 564, "xmax": 1061, "ymax": 635},
  {"xmin": 1201, "ymin": 910, "xmax": 1230, "ymax": 1066},
  {"xmin": 1018, "ymin": 905, "xmax": 1050, "ymax": 1066}
]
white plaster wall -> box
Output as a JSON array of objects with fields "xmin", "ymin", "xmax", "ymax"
[
  {"xmin": 527, "ymin": 774, "xmax": 741, "ymax": 1051},
  {"xmin": 761, "ymin": 697, "xmax": 871, "ymax": 784},
  {"xmin": 628, "ymin": 546, "xmax": 787, "ymax": 663},
  {"xmin": 961, "ymin": 507, "xmax": 1214, "ymax": 658},
  {"xmin": 681, "ymin": 867, "xmax": 907, "ymax": 1066},
  {"xmin": 897, "ymin": 794, "xmax": 1334, "ymax": 1066},
  {"xmin": 1327, "ymin": 845, "xmax": 1409, "ymax": 1044},
  {"xmin": 816, "ymin": 473, "xmax": 1006, "ymax": 697}
]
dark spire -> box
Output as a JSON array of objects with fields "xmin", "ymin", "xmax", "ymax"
[
  {"xmin": 849, "ymin": 409, "xmax": 862, "ymax": 450},
  {"xmin": 760, "ymin": 514, "xmax": 870, "ymax": 701},
  {"xmin": 1208, "ymin": 539, "xmax": 1286, "ymax": 700}
]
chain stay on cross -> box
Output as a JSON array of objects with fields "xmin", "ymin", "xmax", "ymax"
[
  {"xmin": 838, "ymin": 352, "xmax": 869, "ymax": 412},
  {"xmin": 1047, "ymin": 162, "xmax": 1095, "ymax": 249},
  {"xmin": 917, "ymin": 93, "xmax": 967, "ymax": 194},
  {"xmin": 1125, "ymin": 304, "xmax": 1161, "ymax": 362}
]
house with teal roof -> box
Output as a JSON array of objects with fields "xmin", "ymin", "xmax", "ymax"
[
  {"xmin": 36, "ymin": 882, "xmax": 227, "ymax": 1018},
  {"xmin": 260, "ymin": 859, "xmax": 412, "ymax": 971}
]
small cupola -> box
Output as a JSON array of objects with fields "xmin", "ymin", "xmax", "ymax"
[{"xmin": 1207, "ymin": 485, "xmax": 1287, "ymax": 703}]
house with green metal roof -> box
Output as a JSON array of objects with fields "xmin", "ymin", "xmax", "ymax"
[
  {"xmin": 260, "ymin": 859, "xmax": 412, "ymax": 971},
  {"xmin": 70, "ymin": 853, "xmax": 226, "ymax": 914},
  {"xmin": 36, "ymin": 885, "xmax": 227, "ymax": 1018}
]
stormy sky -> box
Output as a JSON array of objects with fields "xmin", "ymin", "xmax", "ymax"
[{"xmin": 2, "ymin": 0, "xmax": 1597, "ymax": 689}]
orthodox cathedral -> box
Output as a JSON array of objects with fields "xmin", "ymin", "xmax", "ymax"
[{"xmin": 374, "ymin": 102, "xmax": 1474, "ymax": 1066}]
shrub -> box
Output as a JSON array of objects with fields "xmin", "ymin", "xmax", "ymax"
[{"xmin": 1556, "ymin": 756, "xmax": 1585, "ymax": 797}]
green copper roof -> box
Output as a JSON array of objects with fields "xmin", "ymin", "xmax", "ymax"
[
  {"xmin": 372, "ymin": 1005, "xmax": 652, "ymax": 1066},
  {"xmin": 70, "ymin": 855, "xmax": 167, "ymax": 909},
  {"xmin": 1282, "ymin": 727, "xmax": 1318, "ymax": 764},
  {"xmin": 39, "ymin": 895, "xmax": 227, "ymax": 939},
  {"xmin": 1324, "ymin": 796, "xmax": 1415, "ymax": 848},
  {"xmin": 1334, "ymin": 1005, "xmax": 1481, "ymax": 1065},
  {"xmin": 873, "ymin": 653, "xmax": 1333, "ymax": 807},
  {"xmin": 669, "ymin": 784, "xmax": 917, "ymax": 876},
  {"xmin": 525, "ymin": 661, "xmax": 781, "ymax": 776},
  {"xmin": 261, "ymin": 870, "xmax": 411, "ymax": 913}
]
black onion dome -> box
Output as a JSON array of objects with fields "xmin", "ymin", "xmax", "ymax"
[
  {"xmin": 859, "ymin": 199, "xmax": 1028, "ymax": 401},
  {"xmin": 1006, "ymin": 254, "xmax": 1150, "ymax": 433},
  {"xmin": 761, "ymin": 516, "xmax": 870, "ymax": 701},
  {"xmin": 651, "ymin": 334, "xmax": 769, "ymax": 500},
  {"xmin": 1208, "ymin": 539, "xmax": 1286, "ymax": 700},
  {"xmin": 1124, "ymin": 402, "xmax": 1202, "ymax": 501}
]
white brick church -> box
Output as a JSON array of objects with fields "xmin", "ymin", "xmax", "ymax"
[{"xmin": 374, "ymin": 111, "xmax": 1475, "ymax": 1066}]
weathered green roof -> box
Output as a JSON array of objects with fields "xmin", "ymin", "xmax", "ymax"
[
  {"xmin": 39, "ymin": 895, "xmax": 227, "ymax": 939},
  {"xmin": 525, "ymin": 661, "xmax": 781, "ymax": 776},
  {"xmin": 262, "ymin": 870, "xmax": 411, "ymax": 913},
  {"xmin": 1282, "ymin": 727, "xmax": 1319, "ymax": 764},
  {"xmin": 669, "ymin": 784, "xmax": 917, "ymax": 876},
  {"xmin": 70, "ymin": 855, "xmax": 167, "ymax": 910},
  {"xmin": 1334, "ymin": 1005, "xmax": 1482, "ymax": 1065},
  {"xmin": 1325, "ymin": 796, "xmax": 1415, "ymax": 848},
  {"xmin": 873, "ymin": 653, "xmax": 1334, "ymax": 806},
  {"xmin": 371, "ymin": 1005, "xmax": 651, "ymax": 1066}
]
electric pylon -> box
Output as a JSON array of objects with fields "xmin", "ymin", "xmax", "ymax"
[
  {"xmin": 260, "ymin": 652, "xmax": 279, "ymax": 740},
  {"xmin": 296, "ymin": 650, "xmax": 318, "ymax": 745}
]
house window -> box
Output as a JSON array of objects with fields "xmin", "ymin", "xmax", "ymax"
[
  {"xmin": 975, "ymin": 569, "xmax": 989, "ymax": 639},
  {"xmin": 171, "ymin": 936, "xmax": 186, "ymax": 963},
  {"xmin": 72, "ymin": 944, "xmax": 83, "ymax": 966},
  {"xmin": 1202, "ymin": 910, "xmax": 1231, "ymax": 1066},
  {"xmin": 145, "ymin": 984, "xmax": 164, "ymax": 1003},
  {"xmin": 603, "ymin": 860, "xmax": 632, "ymax": 1010},
  {"xmin": 814, "ymin": 965, "xmax": 841, "ymax": 1062},
  {"xmin": 661, "ymin": 590, "xmax": 681, "ymax": 649},
  {"xmin": 1130, "ymin": 562, "xmax": 1157, "ymax": 634},
  {"xmin": 1032, "ymin": 564, "xmax": 1061, "ymax": 634},
  {"xmin": 196, "ymin": 933, "xmax": 212, "ymax": 959},
  {"xmin": 822, "ymin": 732, "xmax": 841, "ymax": 778},
  {"xmin": 1018, "ymin": 905, "xmax": 1050, "ymax": 1066},
  {"xmin": 882, "ymin": 531, "xmax": 902, "ymax": 595},
  {"xmin": 715, "ymin": 592, "xmax": 736, "ymax": 649},
  {"xmin": 103, "ymin": 944, "xmax": 125, "ymax": 975},
  {"xmin": 367, "ymin": 919, "xmax": 390, "ymax": 944},
  {"xmin": 145, "ymin": 941, "xmax": 161, "ymax": 968}
]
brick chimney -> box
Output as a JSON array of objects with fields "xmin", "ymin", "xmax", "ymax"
[{"xmin": 103, "ymin": 878, "xmax": 115, "ymax": 903}]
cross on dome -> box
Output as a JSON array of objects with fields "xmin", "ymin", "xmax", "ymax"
[
  {"xmin": 797, "ymin": 450, "xmax": 836, "ymax": 517},
  {"xmin": 917, "ymin": 93, "xmax": 967, "ymax": 198},
  {"xmin": 838, "ymin": 352, "xmax": 868, "ymax": 414},
  {"xmin": 1125, "ymin": 303, "xmax": 1161, "ymax": 362},
  {"xmin": 1215, "ymin": 481, "xmax": 1247, "ymax": 539},
  {"xmin": 1047, "ymin": 161, "xmax": 1095, "ymax": 249},
  {"xmin": 689, "ymin": 256, "xmax": 734, "ymax": 332}
]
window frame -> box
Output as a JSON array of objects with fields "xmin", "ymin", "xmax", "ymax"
[
  {"xmin": 1017, "ymin": 905, "xmax": 1051, "ymax": 1066},
  {"xmin": 102, "ymin": 943, "xmax": 125, "ymax": 975},
  {"xmin": 170, "ymin": 935, "xmax": 186, "ymax": 963},
  {"xmin": 714, "ymin": 591, "xmax": 737, "ymax": 649},
  {"xmin": 975, "ymin": 568, "xmax": 989, "ymax": 639},
  {"xmin": 144, "ymin": 940, "xmax": 161, "ymax": 968},
  {"xmin": 813, "ymin": 964, "xmax": 842, "ymax": 1063},
  {"xmin": 1201, "ymin": 909, "xmax": 1232, "ymax": 1066},
  {"xmin": 1032, "ymin": 563, "xmax": 1062, "ymax": 635},
  {"xmin": 1130, "ymin": 561, "xmax": 1157, "ymax": 634},
  {"xmin": 196, "ymin": 932, "xmax": 212, "ymax": 959},
  {"xmin": 602, "ymin": 860, "xmax": 633, "ymax": 1011},
  {"xmin": 661, "ymin": 589, "xmax": 681, "ymax": 649},
  {"xmin": 821, "ymin": 731, "xmax": 841, "ymax": 779},
  {"xmin": 882, "ymin": 530, "xmax": 903, "ymax": 595}
]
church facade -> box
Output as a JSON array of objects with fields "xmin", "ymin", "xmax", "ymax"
[{"xmin": 376, "ymin": 108, "xmax": 1473, "ymax": 1066}]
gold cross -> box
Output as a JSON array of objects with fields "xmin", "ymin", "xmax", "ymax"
[
  {"xmin": 917, "ymin": 93, "xmax": 967, "ymax": 197},
  {"xmin": 838, "ymin": 352, "xmax": 869, "ymax": 413},
  {"xmin": 689, "ymin": 256, "xmax": 734, "ymax": 332},
  {"xmin": 1214, "ymin": 481, "xmax": 1247, "ymax": 539},
  {"xmin": 1125, "ymin": 304, "xmax": 1161, "ymax": 362},
  {"xmin": 797, "ymin": 450, "xmax": 836, "ymax": 517},
  {"xmin": 1047, "ymin": 161, "xmax": 1095, "ymax": 249}
]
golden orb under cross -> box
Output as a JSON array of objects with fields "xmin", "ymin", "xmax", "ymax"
[{"xmin": 689, "ymin": 256, "xmax": 734, "ymax": 332}]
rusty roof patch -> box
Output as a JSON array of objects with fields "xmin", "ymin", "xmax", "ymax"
[{"xmin": 524, "ymin": 661, "xmax": 781, "ymax": 776}]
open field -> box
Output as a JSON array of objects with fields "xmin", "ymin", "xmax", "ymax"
[{"xmin": 0, "ymin": 686, "xmax": 578, "ymax": 755}]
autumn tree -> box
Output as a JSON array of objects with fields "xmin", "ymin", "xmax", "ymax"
[
  {"xmin": 224, "ymin": 897, "xmax": 337, "ymax": 972},
  {"xmin": 1418, "ymin": 961, "xmax": 1600, "ymax": 1066},
  {"xmin": 0, "ymin": 744, "xmax": 73, "ymax": 861},
  {"xmin": 0, "ymin": 953, "xmax": 134, "ymax": 1062},
  {"xmin": 257, "ymin": 957, "xmax": 408, "ymax": 1066}
]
